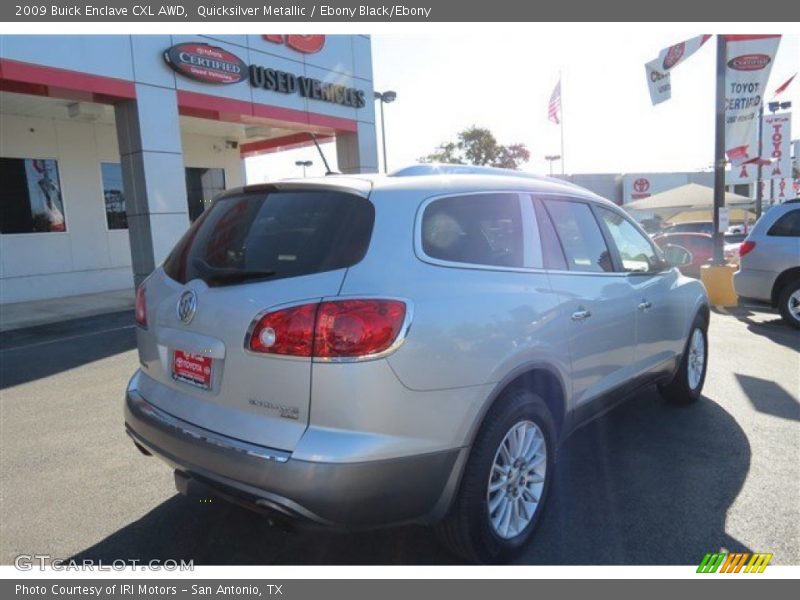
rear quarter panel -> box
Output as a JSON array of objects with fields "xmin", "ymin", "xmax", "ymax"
[{"xmin": 338, "ymin": 187, "xmax": 572, "ymax": 409}]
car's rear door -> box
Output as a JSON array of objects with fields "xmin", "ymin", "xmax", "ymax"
[{"xmin": 535, "ymin": 196, "xmax": 636, "ymax": 410}]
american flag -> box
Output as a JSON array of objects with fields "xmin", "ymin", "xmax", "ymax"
[{"xmin": 548, "ymin": 79, "xmax": 561, "ymax": 124}]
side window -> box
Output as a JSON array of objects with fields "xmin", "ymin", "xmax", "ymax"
[
  {"xmin": 0, "ymin": 157, "xmax": 66, "ymax": 234},
  {"xmin": 421, "ymin": 193, "xmax": 524, "ymax": 268},
  {"xmin": 596, "ymin": 206, "xmax": 661, "ymax": 273},
  {"xmin": 532, "ymin": 197, "xmax": 567, "ymax": 270},
  {"xmin": 542, "ymin": 199, "xmax": 613, "ymax": 273},
  {"xmin": 767, "ymin": 209, "xmax": 800, "ymax": 237},
  {"xmin": 101, "ymin": 162, "xmax": 127, "ymax": 230}
]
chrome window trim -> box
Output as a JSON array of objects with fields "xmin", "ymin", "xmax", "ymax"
[{"xmin": 414, "ymin": 190, "xmax": 544, "ymax": 273}]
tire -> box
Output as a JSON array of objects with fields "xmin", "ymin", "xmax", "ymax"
[
  {"xmin": 435, "ymin": 388, "xmax": 555, "ymax": 563},
  {"xmin": 777, "ymin": 279, "xmax": 800, "ymax": 330},
  {"xmin": 659, "ymin": 314, "xmax": 708, "ymax": 405}
]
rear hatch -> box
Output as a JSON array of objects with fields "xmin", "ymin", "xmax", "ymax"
[{"xmin": 135, "ymin": 183, "xmax": 374, "ymax": 451}]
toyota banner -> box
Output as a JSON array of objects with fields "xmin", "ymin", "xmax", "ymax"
[{"xmin": 724, "ymin": 34, "xmax": 782, "ymax": 165}]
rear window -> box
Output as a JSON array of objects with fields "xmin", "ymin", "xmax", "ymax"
[
  {"xmin": 163, "ymin": 189, "xmax": 374, "ymax": 286},
  {"xmin": 767, "ymin": 209, "xmax": 800, "ymax": 237},
  {"xmin": 420, "ymin": 193, "xmax": 524, "ymax": 268}
]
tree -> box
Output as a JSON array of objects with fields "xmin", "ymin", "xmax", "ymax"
[{"xmin": 420, "ymin": 126, "xmax": 530, "ymax": 170}]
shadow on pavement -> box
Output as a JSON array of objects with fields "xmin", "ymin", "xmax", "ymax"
[
  {"xmin": 723, "ymin": 305, "xmax": 800, "ymax": 352},
  {"xmin": 0, "ymin": 311, "xmax": 136, "ymax": 390},
  {"xmin": 71, "ymin": 387, "xmax": 751, "ymax": 565},
  {"xmin": 735, "ymin": 374, "xmax": 800, "ymax": 422}
]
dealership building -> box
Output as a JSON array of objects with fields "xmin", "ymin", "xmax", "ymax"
[{"xmin": 0, "ymin": 35, "xmax": 377, "ymax": 306}]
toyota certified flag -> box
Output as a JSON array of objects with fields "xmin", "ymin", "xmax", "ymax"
[
  {"xmin": 658, "ymin": 34, "xmax": 712, "ymax": 71},
  {"xmin": 645, "ymin": 35, "xmax": 710, "ymax": 106},
  {"xmin": 724, "ymin": 34, "xmax": 781, "ymax": 165},
  {"xmin": 762, "ymin": 112, "xmax": 792, "ymax": 180},
  {"xmin": 645, "ymin": 59, "xmax": 671, "ymax": 105}
]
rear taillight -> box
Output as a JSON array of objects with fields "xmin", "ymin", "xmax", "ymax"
[
  {"xmin": 135, "ymin": 286, "xmax": 147, "ymax": 328},
  {"xmin": 247, "ymin": 299, "xmax": 408, "ymax": 359},
  {"xmin": 248, "ymin": 303, "xmax": 316, "ymax": 357},
  {"xmin": 315, "ymin": 299, "xmax": 407, "ymax": 358},
  {"xmin": 739, "ymin": 241, "xmax": 756, "ymax": 257}
]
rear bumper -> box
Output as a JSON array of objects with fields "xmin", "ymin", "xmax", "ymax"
[
  {"xmin": 124, "ymin": 388, "xmax": 464, "ymax": 528},
  {"xmin": 733, "ymin": 268, "xmax": 775, "ymax": 303}
]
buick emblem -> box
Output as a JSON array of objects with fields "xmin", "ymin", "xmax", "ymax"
[{"xmin": 177, "ymin": 290, "xmax": 197, "ymax": 324}]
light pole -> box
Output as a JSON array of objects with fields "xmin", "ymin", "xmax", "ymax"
[
  {"xmin": 374, "ymin": 90, "xmax": 397, "ymax": 173},
  {"xmin": 544, "ymin": 155, "xmax": 561, "ymax": 176},
  {"xmin": 711, "ymin": 34, "xmax": 726, "ymax": 266},
  {"xmin": 295, "ymin": 160, "xmax": 312, "ymax": 177}
]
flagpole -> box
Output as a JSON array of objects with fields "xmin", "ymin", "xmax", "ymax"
[
  {"xmin": 755, "ymin": 104, "xmax": 764, "ymax": 220},
  {"xmin": 559, "ymin": 70, "xmax": 565, "ymax": 175}
]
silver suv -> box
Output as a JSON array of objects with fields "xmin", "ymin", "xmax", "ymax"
[
  {"xmin": 733, "ymin": 200, "xmax": 800, "ymax": 328},
  {"xmin": 124, "ymin": 165, "xmax": 709, "ymax": 563}
]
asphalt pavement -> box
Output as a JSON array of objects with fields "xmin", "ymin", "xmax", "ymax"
[{"xmin": 0, "ymin": 305, "xmax": 797, "ymax": 565}]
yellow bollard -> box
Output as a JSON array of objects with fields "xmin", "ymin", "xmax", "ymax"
[{"xmin": 700, "ymin": 264, "xmax": 738, "ymax": 307}]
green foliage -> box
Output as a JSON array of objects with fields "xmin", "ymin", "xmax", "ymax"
[{"xmin": 420, "ymin": 126, "xmax": 530, "ymax": 170}]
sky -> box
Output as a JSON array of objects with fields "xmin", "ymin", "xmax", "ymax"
[{"xmin": 246, "ymin": 29, "xmax": 799, "ymax": 181}]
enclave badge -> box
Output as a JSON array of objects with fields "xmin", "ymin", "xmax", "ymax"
[{"xmin": 177, "ymin": 290, "xmax": 197, "ymax": 324}]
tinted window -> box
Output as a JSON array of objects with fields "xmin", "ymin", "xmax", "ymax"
[
  {"xmin": 0, "ymin": 158, "xmax": 66, "ymax": 234},
  {"xmin": 101, "ymin": 162, "xmax": 127, "ymax": 230},
  {"xmin": 185, "ymin": 167, "xmax": 226, "ymax": 222},
  {"xmin": 532, "ymin": 197, "xmax": 567, "ymax": 270},
  {"xmin": 163, "ymin": 190, "xmax": 374, "ymax": 286},
  {"xmin": 597, "ymin": 207, "xmax": 660, "ymax": 273},
  {"xmin": 421, "ymin": 193, "xmax": 523, "ymax": 267},
  {"xmin": 543, "ymin": 199, "xmax": 613, "ymax": 273},
  {"xmin": 768, "ymin": 209, "xmax": 800, "ymax": 237}
]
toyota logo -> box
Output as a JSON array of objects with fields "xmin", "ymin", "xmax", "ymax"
[
  {"xmin": 177, "ymin": 290, "xmax": 197, "ymax": 324},
  {"xmin": 633, "ymin": 178, "xmax": 651, "ymax": 193}
]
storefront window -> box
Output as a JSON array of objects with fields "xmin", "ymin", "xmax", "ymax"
[
  {"xmin": 102, "ymin": 162, "xmax": 127, "ymax": 230},
  {"xmin": 185, "ymin": 167, "xmax": 226, "ymax": 222},
  {"xmin": 0, "ymin": 158, "xmax": 66, "ymax": 234}
]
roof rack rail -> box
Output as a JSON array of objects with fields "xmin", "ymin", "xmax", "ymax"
[{"xmin": 389, "ymin": 163, "xmax": 552, "ymax": 181}]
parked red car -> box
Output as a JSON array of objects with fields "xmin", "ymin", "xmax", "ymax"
[
  {"xmin": 653, "ymin": 232, "xmax": 713, "ymax": 277},
  {"xmin": 653, "ymin": 232, "xmax": 741, "ymax": 277}
]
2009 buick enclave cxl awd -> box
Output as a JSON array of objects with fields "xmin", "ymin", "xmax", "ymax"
[{"xmin": 124, "ymin": 164, "xmax": 709, "ymax": 563}]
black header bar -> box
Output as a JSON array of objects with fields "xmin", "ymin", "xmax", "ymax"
[{"xmin": 2, "ymin": 0, "xmax": 798, "ymax": 22}]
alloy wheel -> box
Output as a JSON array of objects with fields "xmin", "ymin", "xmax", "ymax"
[{"xmin": 486, "ymin": 420, "xmax": 547, "ymax": 539}]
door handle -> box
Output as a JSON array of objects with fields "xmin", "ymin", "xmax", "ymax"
[
  {"xmin": 571, "ymin": 309, "xmax": 592, "ymax": 321},
  {"xmin": 638, "ymin": 300, "xmax": 652, "ymax": 311}
]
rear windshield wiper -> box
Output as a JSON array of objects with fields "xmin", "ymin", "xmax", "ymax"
[
  {"xmin": 192, "ymin": 259, "xmax": 277, "ymax": 285},
  {"xmin": 207, "ymin": 270, "xmax": 278, "ymax": 284}
]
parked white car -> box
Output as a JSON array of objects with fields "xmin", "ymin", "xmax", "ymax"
[{"xmin": 734, "ymin": 200, "xmax": 800, "ymax": 328}]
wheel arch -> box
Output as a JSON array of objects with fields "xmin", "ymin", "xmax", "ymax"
[
  {"xmin": 467, "ymin": 362, "xmax": 568, "ymax": 449},
  {"xmin": 770, "ymin": 267, "xmax": 800, "ymax": 307},
  {"xmin": 697, "ymin": 302, "xmax": 710, "ymax": 326}
]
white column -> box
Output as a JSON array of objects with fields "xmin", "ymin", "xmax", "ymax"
[{"xmin": 115, "ymin": 84, "xmax": 189, "ymax": 286}]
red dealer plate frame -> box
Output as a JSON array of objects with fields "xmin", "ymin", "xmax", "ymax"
[{"xmin": 172, "ymin": 350, "xmax": 213, "ymax": 389}]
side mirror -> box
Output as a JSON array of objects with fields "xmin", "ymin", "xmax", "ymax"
[{"xmin": 663, "ymin": 244, "xmax": 692, "ymax": 268}]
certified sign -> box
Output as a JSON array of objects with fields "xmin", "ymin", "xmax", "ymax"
[{"xmin": 163, "ymin": 43, "xmax": 247, "ymax": 85}]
